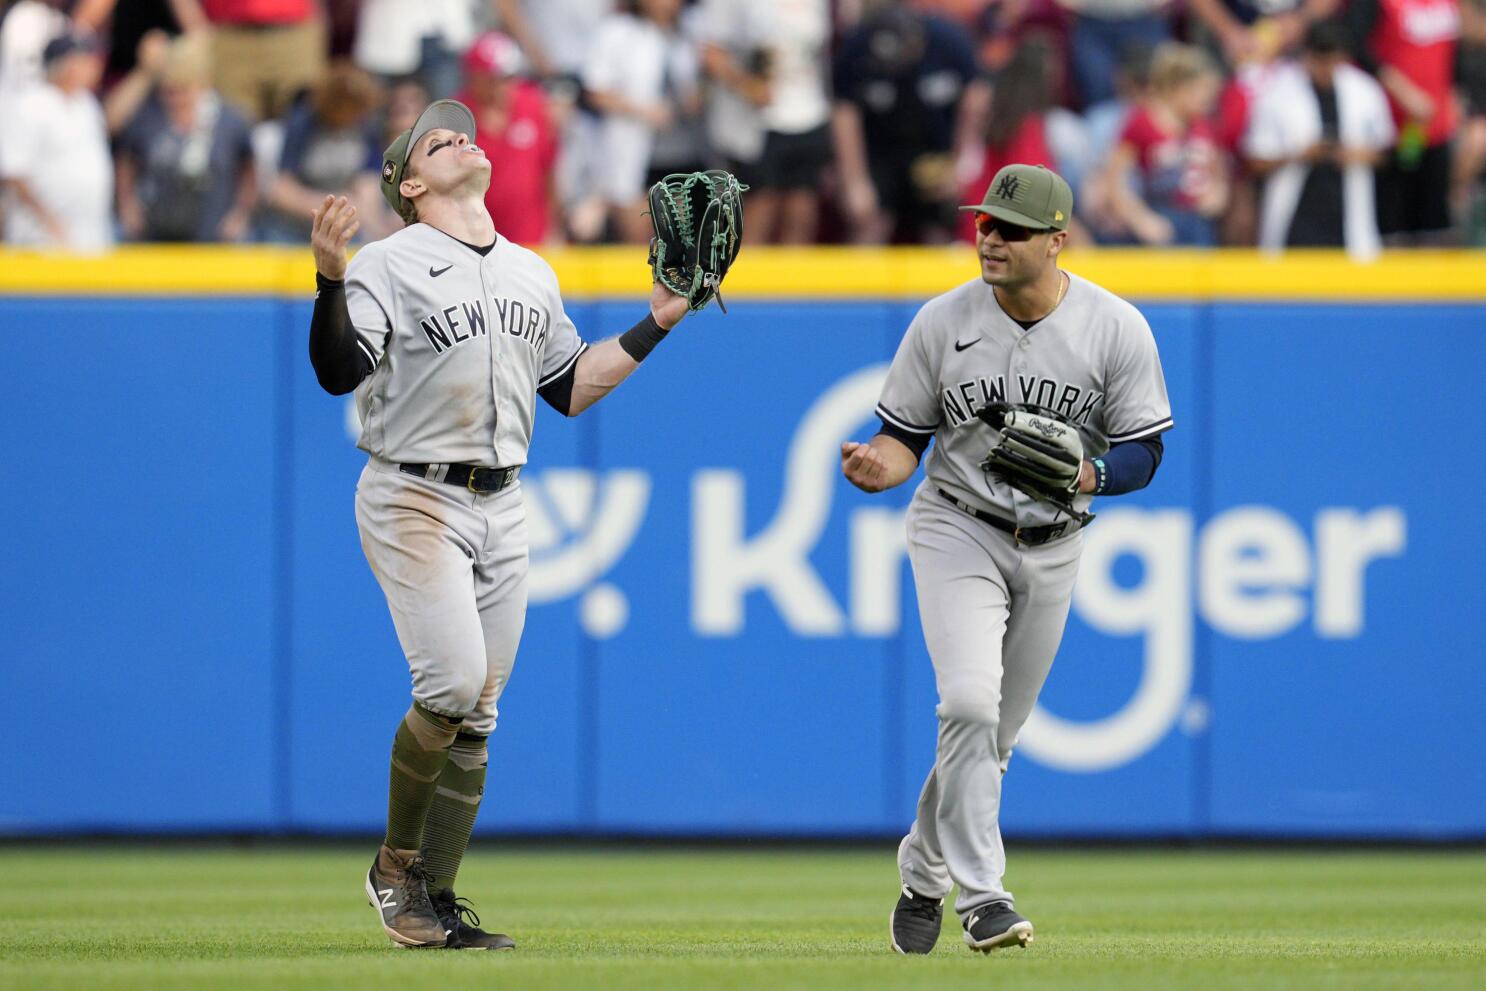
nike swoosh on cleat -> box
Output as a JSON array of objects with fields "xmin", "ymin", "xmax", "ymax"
[
  {"xmin": 955, "ymin": 338, "xmax": 980, "ymax": 352},
  {"xmin": 430, "ymin": 264, "xmax": 453, "ymax": 277}
]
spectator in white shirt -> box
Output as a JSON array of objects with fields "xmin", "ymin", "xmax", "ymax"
[
  {"xmin": 493, "ymin": 0, "xmax": 614, "ymax": 81},
  {"xmin": 1244, "ymin": 19, "xmax": 1394, "ymax": 259},
  {"xmin": 582, "ymin": 0, "xmax": 700, "ymax": 243},
  {"xmin": 354, "ymin": 0, "xmax": 477, "ymax": 99},
  {"xmin": 0, "ymin": 33, "xmax": 114, "ymax": 252},
  {"xmin": 699, "ymin": 0, "xmax": 833, "ymax": 243}
]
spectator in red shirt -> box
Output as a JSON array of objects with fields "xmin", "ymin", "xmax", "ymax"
[
  {"xmin": 457, "ymin": 31, "xmax": 558, "ymax": 246},
  {"xmin": 1094, "ymin": 42, "xmax": 1229, "ymax": 245},
  {"xmin": 200, "ymin": 0, "xmax": 326, "ymax": 121},
  {"xmin": 1348, "ymin": 0, "xmax": 1462, "ymax": 242}
]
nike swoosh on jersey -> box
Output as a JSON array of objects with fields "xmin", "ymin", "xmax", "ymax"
[
  {"xmin": 430, "ymin": 264, "xmax": 453, "ymax": 277},
  {"xmin": 954, "ymin": 338, "xmax": 980, "ymax": 352}
]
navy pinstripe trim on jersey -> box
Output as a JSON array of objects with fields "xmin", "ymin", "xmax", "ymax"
[
  {"xmin": 1106, "ymin": 416, "xmax": 1174, "ymax": 443},
  {"xmin": 875, "ymin": 404, "xmax": 938, "ymax": 435},
  {"xmin": 538, "ymin": 342, "xmax": 588, "ymax": 388},
  {"xmin": 355, "ymin": 335, "xmax": 376, "ymax": 368}
]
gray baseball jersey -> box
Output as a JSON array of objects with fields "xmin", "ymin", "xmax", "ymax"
[
  {"xmin": 876, "ymin": 271, "xmax": 1172, "ymax": 525},
  {"xmin": 345, "ymin": 224, "xmax": 588, "ymax": 467}
]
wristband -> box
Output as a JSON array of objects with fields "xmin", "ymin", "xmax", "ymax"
[
  {"xmin": 1091, "ymin": 457, "xmax": 1108, "ymax": 495},
  {"xmin": 617, "ymin": 312, "xmax": 670, "ymax": 362},
  {"xmin": 316, "ymin": 272, "xmax": 345, "ymax": 291}
]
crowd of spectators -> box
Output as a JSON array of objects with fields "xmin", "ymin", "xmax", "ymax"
[{"xmin": 1, "ymin": 0, "xmax": 1483, "ymax": 256}]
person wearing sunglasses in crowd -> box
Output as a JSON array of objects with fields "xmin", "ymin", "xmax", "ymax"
[{"xmin": 841, "ymin": 163, "xmax": 1174, "ymax": 955}]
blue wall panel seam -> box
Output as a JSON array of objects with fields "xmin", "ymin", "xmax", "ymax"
[
  {"xmin": 273, "ymin": 300, "xmax": 296, "ymax": 829},
  {"xmin": 1192, "ymin": 302, "xmax": 1215, "ymax": 838}
]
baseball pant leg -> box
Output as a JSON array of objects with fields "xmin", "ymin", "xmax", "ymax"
[
  {"xmin": 995, "ymin": 534, "xmax": 1083, "ymax": 774},
  {"xmin": 462, "ymin": 482, "xmax": 531, "ymax": 738},
  {"xmin": 355, "ymin": 464, "xmax": 490, "ymax": 721},
  {"xmin": 900, "ymin": 493, "xmax": 1014, "ymax": 912}
]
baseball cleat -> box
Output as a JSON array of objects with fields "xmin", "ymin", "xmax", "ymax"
[
  {"xmin": 962, "ymin": 902, "xmax": 1034, "ymax": 952},
  {"xmin": 890, "ymin": 884, "xmax": 944, "ymax": 955},
  {"xmin": 364, "ymin": 846, "xmax": 448, "ymax": 947},
  {"xmin": 430, "ymin": 887, "xmax": 515, "ymax": 950}
]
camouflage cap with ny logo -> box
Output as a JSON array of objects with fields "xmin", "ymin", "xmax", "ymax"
[
  {"xmin": 959, "ymin": 163, "xmax": 1073, "ymax": 231},
  {"xmin": 379, "ymin": 99, "xmax": 479, "ymax": 215}
]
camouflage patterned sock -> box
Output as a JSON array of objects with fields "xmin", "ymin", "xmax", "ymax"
[
  {"xmin": 420, "ymin": 732, "xmax": 488, "ymax": 892},
  {"xmin": 384, "ymin": 703, "xmax": 461, "ymax": 852}
]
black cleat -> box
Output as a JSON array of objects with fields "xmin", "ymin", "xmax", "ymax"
[
  {"xmin": 364, "ymin": 846, "xmax": 448, "ymax": 947},
  {"xmin": 890, "ymin": 885, "xmax": 944, "ymax": 955},
  {"xmin": 430, "ymin": 888, "xmax": 515, "ymax": 950},
  {"xmin": 962, "ymin": 902, "xmax": 1034, "ymax": 952}
]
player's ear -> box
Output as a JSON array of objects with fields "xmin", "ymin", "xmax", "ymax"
[
  {"xmin": 1048, "ymin": 230, "xmax": 1068, "ymax": 258},
  {"xmin": 400, "ymin": 176, "xmax": 425, "ymax": 201}
]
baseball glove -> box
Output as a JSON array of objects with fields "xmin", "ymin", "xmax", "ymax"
[
  {"xmin": 976, "ymin": 402, "xmax": 1110, "ymax": 525},
  {"xmin": 647, "ymin": 170, "xmax": 747, "ymax": 313}
]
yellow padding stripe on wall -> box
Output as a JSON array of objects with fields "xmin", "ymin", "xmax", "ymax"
[{"xmin": 2, "ymin": 246, "xmax": 1485, "ymax": 300}]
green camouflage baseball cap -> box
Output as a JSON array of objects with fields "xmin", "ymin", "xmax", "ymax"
[
  {"xmin": 959, "ymin": 163, "xmax": 1073, "ymax": 231},
  {"xmin": 380, "ymin": 99, "xmax": 479, "ymax": 214}
]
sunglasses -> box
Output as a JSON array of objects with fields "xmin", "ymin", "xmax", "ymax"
[{"xmin": 975, "ymin": 213, "xmax": 1053, "ymax": 242}]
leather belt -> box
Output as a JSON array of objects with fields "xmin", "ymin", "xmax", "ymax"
[
  {"xmin": 400, "ymin": 462, "xmax": 521, "ymax": 493},
  {"xmin": 938, "ymin": 488, "xmax": 1085, "ymax": 546}
]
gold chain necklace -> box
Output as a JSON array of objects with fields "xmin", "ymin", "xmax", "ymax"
[{"xmin": 1042, "ymin": 271, "xmax": 1068, "ymax": 321}]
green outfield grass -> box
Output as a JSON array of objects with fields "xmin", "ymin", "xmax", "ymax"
[{"xmin": 1, "ymin": 845, "xmax": 1482, "ymax": 990}]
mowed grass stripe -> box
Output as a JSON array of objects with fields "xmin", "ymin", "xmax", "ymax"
[{"xmin": 1, "ymin": 847, "xmax": 1482, "ymax": 990}]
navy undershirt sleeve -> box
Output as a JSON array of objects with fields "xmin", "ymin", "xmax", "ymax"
[
  {"xmin": 309, "ymin": 274, "xmax": 374, "ymax": 395},
  {"xmin": 876, "ymin": 420, "xmax": 933, "ymax": 462},
  {"xmin": 538, "ymin": 365, "xmax": 578, "ymax": 415},
  {"xmin": 1095, "ymin": 435, "xmax": 1165, "ymax": 495}
]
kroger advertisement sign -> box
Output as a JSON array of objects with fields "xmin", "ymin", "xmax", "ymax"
[{"xmin": 1, "ymin": 296, "xmax": 1481, "ymax": 837}]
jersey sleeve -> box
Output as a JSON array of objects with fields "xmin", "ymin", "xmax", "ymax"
[
  {"xmin": 537, "ymin": 270, "xmax": 588, "ymax": 389},
  {"xmin": 343, "ymin": 244, "xmax": 393, "ymax": 367},
  {"xmin": 876, "ymin": 307, "xmax": 942, "ymax": 437},
  {"xmin": 1101, "ymin": 306, "xmax": 1173, "ymax": 443}
]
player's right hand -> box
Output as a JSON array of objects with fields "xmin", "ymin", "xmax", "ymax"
[
  {"xmin": 841, "ymin": 441, "xmax": 888, "ymax": 493},
  {"xmin": 311, "ymin": 195, "xmax": 359, "ymax": 281}
]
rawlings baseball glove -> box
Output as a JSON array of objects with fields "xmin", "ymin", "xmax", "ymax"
[
  {"xmin": 976, "ymin": 402, "xmax": 1110, "ymax": 525},
  {"xmin": 647, "ymin": 170, "xmax": 747, "ymax": 313}
]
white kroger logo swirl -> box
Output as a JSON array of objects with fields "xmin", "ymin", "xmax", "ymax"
[
  {"xmin": 688, "ymin": 367, "xmax": 1406, "ymax": 772},
  {"xmin": 524, "ymin": 470, "xmax": 650, "ymax": 639}
]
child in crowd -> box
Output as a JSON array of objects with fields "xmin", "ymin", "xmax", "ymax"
[{"xmin": 1093, "ymin": 42, "xmax": 1228, "ymax": 245}]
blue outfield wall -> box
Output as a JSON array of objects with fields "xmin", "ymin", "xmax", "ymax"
[{"xmin": 1, "ymin": 295, "xmax": 1483, "ymax": 838}]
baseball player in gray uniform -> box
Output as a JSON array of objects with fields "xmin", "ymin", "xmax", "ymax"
[
  {"xmin": 842, "ymin": 164, "xmax": 1173, "ymax": 954},
  {"xmin": 306, "ymin": 99, "xmax": 693, "ymax": 950}
]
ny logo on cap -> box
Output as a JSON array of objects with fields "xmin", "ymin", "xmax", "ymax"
[
  {"xmin": 995, "ymin": 174, "xmax": 1020, "ymax": 200},
  {"xmin": 382, "ymin": 161, "xmax": 396, "ymax": 183}
]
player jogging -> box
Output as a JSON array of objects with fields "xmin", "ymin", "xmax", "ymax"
[
  {"xmin": 841, "ymin": 164, "xmax": 1173, "ymax": 954},
  {"xmin": 307, "ymin": 100, "xmax": 696, "ymax": 950}
]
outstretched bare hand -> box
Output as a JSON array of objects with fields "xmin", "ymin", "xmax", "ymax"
[{"xmin": 311, "ymin": 195, "xmax": 360, "ymax": 281}]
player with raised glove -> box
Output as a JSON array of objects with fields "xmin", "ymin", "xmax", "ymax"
[
  {"xmin": 647, "ymin": 170, "xmax": 746, "ymax": 313},
  {"xmin": 306, "ymin": 98, "xmax": 704, "ymax": 952},
  {"xmin": 976, "ymin": 402, "xmax": 1110, "ymax": 525}
]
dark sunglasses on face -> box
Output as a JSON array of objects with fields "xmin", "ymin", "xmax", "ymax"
[{"xmin": 975, "ymin": 213, "xmax": 1052, "ymax": 242}]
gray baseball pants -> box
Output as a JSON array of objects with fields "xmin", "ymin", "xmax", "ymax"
[
  {"xmin": 355, "ymin": 457, "xmax": 528, "ymax": 737},
  {"xmin": 898, "ymin": 482, "xmax": 1082, "ymax": 918}
]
